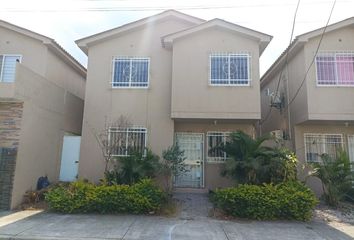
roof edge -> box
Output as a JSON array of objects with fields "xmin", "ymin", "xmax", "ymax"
[
  {"xmin": 76, "ymin": 9, "xmax": 205, "ymax": 55},
  {"xmin": 0, "ymin": 19, "xmax": 86, "ymax": 78}
]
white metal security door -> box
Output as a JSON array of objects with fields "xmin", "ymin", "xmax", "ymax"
[{"xmin": 174, "ymin": 133, "xmax": 204, "ymax": 188}]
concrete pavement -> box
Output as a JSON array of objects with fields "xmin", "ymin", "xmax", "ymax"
[
  {"xmin": 0, "ymin": 210, "xmax": 353, "ymax": 240},
  {"xmin": 0, "ymin": 192, "xmax": 353, "ymax": 240}
]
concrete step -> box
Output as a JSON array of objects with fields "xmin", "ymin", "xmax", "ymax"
[{"xmin": 173, "ymin": 187, "xmax": 209, "ymax": 194}]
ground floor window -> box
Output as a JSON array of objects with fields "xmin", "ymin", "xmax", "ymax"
[
  {"xmin": 108, "ymin": 127, "xmax": 147, "ymax": 156},
  {"xmin": 304, "ymin": 133, "xmax": 343, "ymax": 163},
  {"xmin": 207, "ymin": 132, "xmax": 229, "ymax": 162}
]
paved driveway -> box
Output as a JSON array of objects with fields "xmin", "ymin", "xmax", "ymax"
[{"xmin": 0, "ymin": 193, "xmax": 353, "ymax": 240}]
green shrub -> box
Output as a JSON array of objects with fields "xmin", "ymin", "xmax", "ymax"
[
  {"xmin": 309, "ymin": 151, "xmax": 354, "ymax": 207},
  {"xmin": 45, "ymin": 179, "xmax": 165, "ymax": 214},
  {"xmin": 219, "ymin": 131, "xmax": 297, "ymax": 185},
  {"xmin": 105, "ymin": 149, "xmax": 161, "ymax": 185},
  {"xmin": 211, "ymin": 181, "xmax": 318, "ymax": 221}
]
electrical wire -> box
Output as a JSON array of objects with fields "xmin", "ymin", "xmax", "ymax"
[
  {"xmin": 284, "ymin": 0, "xmax": 336, "ymax": 110},
  {"xmin": 260, "ymin": 0, "xmax": 301, "ymax": 125}
]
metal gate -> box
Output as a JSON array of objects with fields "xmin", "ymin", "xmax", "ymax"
[{"xmin": 174, "ymin": 133, "xmax": 204, "ymax": 188}]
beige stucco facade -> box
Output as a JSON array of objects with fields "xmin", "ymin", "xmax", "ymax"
[
  {"xmin": 0, "ymin": 20, "xmax": 86, "ymax": 209},
  {"xmin": 77, "ymin": 10, "xmax": 271, "ymax": 189},
  {"xmin": 260, "ymin": 18, "xmax": 354, "ymax": 195}
]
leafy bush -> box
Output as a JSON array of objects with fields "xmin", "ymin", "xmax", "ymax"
[
  {"xmin": 45, "ymin": 179, "xmax": 165, "ymax": 214},
  {"xmin": 309, "ymin": 151, "xmax": 354, "ymax": 207},
  {"xmin": 220, "ymin": 131, "xmax": 297, "ymax": 185},
  {"xmin": 104, "ymin": 149, "xmax": 161, "ymax": 185},
  {"xmin": 160, "ymin": 144, "xmax": 187, "ymax": 192},
  {"xmin": 211, "ymin": 181, "xmax": 318, "ymax": 221}
]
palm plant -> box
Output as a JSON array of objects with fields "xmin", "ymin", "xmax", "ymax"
[
  {"xmin": 220, "ymin": 131, "xmax": 275, "ymax": 184},
  {"xmin": 220, "ymin": 131, "xmax": 297, "ymax": 185},
  {"xmin": 309, "ymin": 150, "xmax": 354, "ymax": 207},
  {"xmin": 105, "ymin": 149, "xmax": 161, "ymax": 185}
]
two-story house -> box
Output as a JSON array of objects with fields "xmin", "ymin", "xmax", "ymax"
[
  {"xmin": 0, "ymin": 20, "xmax": 86, "ymax": 209},
  {"xmin": 260, "ymin": 18, "xmax": 354, "ymax": 195},
  {"xmin": 76, "ymin": 10, "xmax": 272, "ymax": 190}
]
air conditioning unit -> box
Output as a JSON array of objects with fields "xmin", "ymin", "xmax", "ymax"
[{"xmin": 270, "ymin": 130, "xmax": 283, "ymax": 140}]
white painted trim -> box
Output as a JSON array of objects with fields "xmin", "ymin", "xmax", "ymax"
[
  {"xmin": 206, "ymin": 131, "xmax": 230, "ymax": 163},
  {"xmin": 0, "ymin": 54, "xmax": 22, "ymax": 82},
  {"xmin": 209, "ymin": 53, "xmax": 251, "ymax": 87},
  {"xmin": 111, "ymin": 56, "xmax": 150, "ymax": 89},
  {"xmin": 304, "ymin": 133, "xmax": 344, "ymax": 163}
]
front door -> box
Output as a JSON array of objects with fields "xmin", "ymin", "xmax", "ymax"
[
  {"xmin": 59, "ymin": 135, "xmax": 81, "ymax": 182},
  {"xmin": 174, "ymin": 133, "xmax": 204, "ymax": 188}
]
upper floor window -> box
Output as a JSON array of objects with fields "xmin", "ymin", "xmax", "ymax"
[
  {"xmin": 304, "ymin": 133, "xmax": 343, "ymax": 163},
  {"xmin": 0, "ymin": 55, "xmax": 21, "ymax": 83},
  {"xmin": 112, "ymin": 57, "xmax": 149, "ymax": 88},
  {"xmin": 316, "ymin": 52, "xmax": 354, "ymax": 86},
  {"xmin": 207, "ymin": 132, "xmax": 230, "ymax": 162},
  {"xmin": 108, "ymin": 127, "xmax": 147, "ymax": 156},
  {"xmin": 210, "ymin": 53, "xmax": 251, "ymax": 86}
]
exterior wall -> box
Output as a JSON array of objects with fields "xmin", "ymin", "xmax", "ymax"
[
  {"xmin": 0, "ymin": 102, "xmax": 23, "ymax": 210},
  {"xmin": 79, "ymin": 19, "xmax": 196, "ymax": 182},
  {"xmin": 9, "ymin": 64, "xmax": 83, "ymax": 208},
  {"xmin": 304, "ymin": 26, "xmax": 354, "ymax": 121},
  {"xmin": 45, "ymin": 49, "xmax": 86, "ymax": 99},
  {"xmin": 174, "ymin": 121, "xmax": 255, "ymax": 189},
  {"xmin": 294, "ymin": 123, "xmax": 354, "ymax": 196},
  {"xmin": 0, "ymin": 26, "xmax": 47, "ymax": 77},
  {"xmin": 171, "ymin": 28, "xmax": 261, "ymax": 120},
  {"xmin": 260, "ymin": 47, "xmax": 307, "ymax": 140}
]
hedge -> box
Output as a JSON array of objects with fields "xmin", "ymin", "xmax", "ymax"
[
  {"xmin": 211, "ymin": 181, "xmax": 318, "ymax": 221},
  {"xmin": 45, "ymin": 179, "xmax": 165, "ymax": 214}
]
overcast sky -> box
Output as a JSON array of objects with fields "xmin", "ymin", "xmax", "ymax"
[{"xmin": 1, "ymin": 0, "xmax": 353, "ymax": 74}]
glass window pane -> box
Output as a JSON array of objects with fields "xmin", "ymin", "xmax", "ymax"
[
  {"xmin": 316, "ymin": 56, "xmax": 336, "ymax": 85},
  {"xmin": 211, "ymin": 56, "xmax": 229, "ymax": 84},
  {"xmin": 113, "ymin": 59, "xmax": 130, "ymax": 87},
  {"xmin": 1, "ymin": 56, "xmax": 20, "ymax": 83},
  {"xmin": 230, "ymin": 55, "xmax": 249, "ymax": 84},
  {"xmin": 336, "ymin": 54, "xmax": 354, "ymax": 85},
  {"xmin": 131, "ymin": 60, "xmax": 149, "ymax": 87}
]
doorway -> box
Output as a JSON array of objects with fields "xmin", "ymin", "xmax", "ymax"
[{"xmin": 174, "ymin": 133, "xmax": 204, "ymax": 188}]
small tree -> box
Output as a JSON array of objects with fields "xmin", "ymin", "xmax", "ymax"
[
  {"xmin": 89, "ymin": 115, "xmax": 132, "ymax": 172},
  {"xmin": 161, "ymin": 145, "xmax": 187, "ymax": 192},
  {"xmin": 309, "ymin": 151, "xmax": 354, "ymax": 207}
]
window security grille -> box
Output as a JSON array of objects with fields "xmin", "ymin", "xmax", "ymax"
[
  {"xmin": 210, "ymin": 53, "xmax": 251, "ymax": 85},
  {"xmin": 0, "ymin": 55, "xmax": 21, "ymax": 83},
  {"xmin": 112, "ymin": 57, "xmax": 149, "ymax": 88},
  {"xmin": 304, "ymin": 133, "xmax": 343, "ymax": 163},
  {"xmin": 316, "ymin": 52, "xmax": 354, "ymax": 86},
  {"xmin": 207, "ymin": 132, "xmax": 229, "ymax": 162},
  {"xmin": 108, "ymin": 127, "xmax": 147, "ymax": 156}
]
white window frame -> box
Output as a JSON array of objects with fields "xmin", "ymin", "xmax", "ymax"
[
  {"xmin": 206, "ymin": 131, "xmax": 230, "ymax": 163},
  {"xmin": 108, "ymin": 127, "xmax": 147, "ymax": 157},
  {"xmin": 304, "ymin": 133, "xmax": 344, "ymax": 163},
  {"xmin": 111, "ymin": 56, "xmax": 150, "ymax": 89},
  {"xmin": 315, "ymin": 51, "xmax": 354, "ymax": 87},
  {"xmin": 209, "ymin": 53, "xmax": 251, "ymax": 86},
  {"xmin": 0, "ymin": 54, "xmax": 22, "ymax": 83}
]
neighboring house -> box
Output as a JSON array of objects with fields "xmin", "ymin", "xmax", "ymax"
[
  {"xmin": 76, "ymin": 10, "xmax": 272, "ymax": 190},
  {"xmin": 260, "ymin": 18, "xmax": 354, "ymax": 195},
  {"xmin": 0, "ymin": 20, "xmax": 86, "ymax": 209}
]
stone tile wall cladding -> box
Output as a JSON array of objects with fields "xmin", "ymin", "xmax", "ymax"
[{"xmin": 0, "ymin": 102, "xmax": 23, "ymax": 210}]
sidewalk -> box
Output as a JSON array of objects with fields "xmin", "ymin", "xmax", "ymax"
[{"xmin": 0, "ymin": 193, "xmax": 353, "ymax": 240}]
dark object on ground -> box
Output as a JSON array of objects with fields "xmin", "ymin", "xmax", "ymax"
[{"xmin": 37, "ymin": 176, "xmax": 50, "ymax": 190}]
